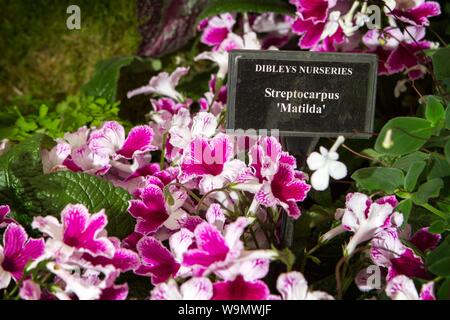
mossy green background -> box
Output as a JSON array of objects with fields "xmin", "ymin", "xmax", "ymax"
[{"xmin": 0, "ymin": 0, "xmax": 140, "ymax": 106}]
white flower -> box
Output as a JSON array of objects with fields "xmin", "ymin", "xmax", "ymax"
[
  {"xmin": 127, "ymin": 67, "xmax": 189, "ymax": 102},
  {"xmin": 0, "ymin": 139, "xmax": 10, "ymax": 156},
  {"xmin": 195, "ymin": 50, "xmax": 229, "ymax": 80},
  {"xmin": 386, "ymin": 275, "xmax": 435, "ymax": 300},
  {"xmin": 306, "ymin": 136, "xmax": 347, "ymax": 191},
  {"xmin": 150, "ymin": 277, "xmax": 213, "ymax": 300},
  {"xmin": 195, "ymin": 30, "xmax": 267, "ymax": 79},
  {"xmin": 276, "ymin": 272, "xmax": 334, "ymax": 300},
  {"xmin": 169, "ymin": 111, "xmax": 217, "ymax": 150},
  {"xmin": 321, "ymin": 11, "xmax": 341, "ymax": 40}
]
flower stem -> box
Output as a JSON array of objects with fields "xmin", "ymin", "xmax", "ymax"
[
  {"xmin": 421, "ymin": 203, "xmax": 449, "ymax": 219},
  {"xmin": 159, "ymin": 132, "xmax": 167, "ymax": 170}
]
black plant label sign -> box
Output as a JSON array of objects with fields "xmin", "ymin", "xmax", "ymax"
[{"xmin": 226, "ymin": 50, "xmax": 378, "ymax": 138}]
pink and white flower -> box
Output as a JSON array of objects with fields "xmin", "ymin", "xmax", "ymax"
[
  {"xmin": 127, "ymin": 67, "xmax": 189, "ymax": 102},
  {"xmin": 81, "ymin": 237, "xmax": 140, "ymax": 272},
  {"xmin": 212, "ymin": 275, "xmax": 270, "ymax": 300},
  {"xmin": 151, "ymin": 277, "xmax": 213, "ymax": 300},
  {"xmin": 182, "ymin": 217, "xmax": 275, "ymax": 278},
  {"xmin": 371, "ymin": 228, "xmax": 428, "ymax": 280},
  {"xmin": 89, "ymin": 121, "xmax": 156, "ymax": 160},
  {"xmin": 255, "ymin": 163, "xmax": 310, "ymax": 219},
  {"xmin": 196, "ymin": 25, "xmax": 264, "ymax": 79},
  {"xmin": 32, "ymin": 204, "xmax": 115, "ymax": 259},
  {"xmin": 128, "ymin": 184, "xmax": 187, "ymax": 234},
  {"xmin": 135, "ymin": 236, "xmax": 180, "ymax": 285},
  {"xmin": 389, "ymin": 0, "xmax": 441, "ymax": 26},
  {"xmin": 41, "ymin": 140, "xmax": 71, "ymax": 174},
  {"xmin": 363, "ymin": 26, "xmax": 433, "ymax": 79},
  {"xmin": 200, "ymin": 13, "xmax": 236, "ymax": 48},
  {"xmin": 323, "ymin": 193, "xmax": 403, "ymax": 255},
  {"xmin": 290, "ymin": 0, "xmax": 341, "ymax": 49},
  {"xmin": 0, "ymin": 204, "xmax": 13, "ymax": 228},
  {"xmin": 198, "ymin": 75, "xmax": 227, "ymax": 115},
  {"xmin": 19, "ymin": 279, "xmax": 42, "ymax": 300},
  {"xmin": 169, "ymin": 111, "xmax": 218, "ymax": 152},
  {"xmin": 180, "ymin": 134, "xmax": 246, "ymax": 194},
  {"xmin": 0, "ymin": 224, "xmax": 45, "ymax": 289},
  {"xmin": 47, "ymin": 261, "xmax": 116, "ymax": 300},
  {"xmin": 275, "ymin": 271, "xmax": 334, "ymax": 300},
  {"xmin": 385, "ymin": 275, "xmax": 435, "ymax": 300}
]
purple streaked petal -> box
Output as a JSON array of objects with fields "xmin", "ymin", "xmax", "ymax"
[
  {"xmin": 83, "ymin": 238, "xmax": 140, "ymax": 272},
  {"xmin": 201, "ymin": 26, "xmax": 229, "ymax": 46},
  {"xmin": 391, "ymin": 2, "xmax": 441, "ymax": 26},
  {"xmin": 3, "ymin": 223, "xmax": 27, "ymax": 257},
  {"xmin": 240, "ymin": 259, "xmax": 270, "ymax": 281},
  {"xmin": 206, "ymin": 204, "xmax": 226, "ymax": 230},
  {"xmin": 385, "ymin": 275, "xmax": 420, "ymax": 300},
  {"xmin": 19, "ymin": 280, "xmax": 42, "ymax": 300},
  {"xmin": 2, "ymin": 224, "xmax": 44, "ymax": 281},
  {"xmin": 390, "ymin": 248, "xmax": 427, "ymax": 279},
  {"xmin": 213, "ymin": 275, "xmax": 269, "ymax": 300},
  {"xmin": 169, "ymin": 228, "xmax": 194, "ymax": 261},
  {"xmin": 136, "ymin": 237, "xmax": 180, "ymax": 285},
  {"xmin": 419, "ymin": 281, "xmax": 436, "ymax": 300},
  {"xmin": 183, "ymin": 222, "xmax": 229, "ymax": 267},
  {"xmin": 286, "ymin": 200, "xmax": 302, "ymax": 219},
  {"xmin": 277, "ymin": 271, "xmax": 308, "ymax": 300},
  {"xmin": 117, "ymin": 125, "xmax": 155, "ymax": 159},
  {"xmin": 224, "ymin": 217, "xmax": 249, "ymax": 250},
  {"xmin": 180, "ymin": 277, "xmax": 213, "ymax": 300},
  {"xmin": 410, "ymin": 227, "xmax": 441, "ymax": 252},
  {"xmin": 375, "ymin": 195, "xmax": 398, "ymax": 208},
  {"xmin": 271, "ymin": 164, "xmax": 311, "ymax": 203},
  {"xmin": 0, "ymin": 205, "xmax": 11, "ymax": 225},
  {"xmin": 61, "ymin": 204, "xmax": 114, "ymax": 257},
  {"xmin": 100, "ymin": 284, "xmax": 129, "ymax": 300}
]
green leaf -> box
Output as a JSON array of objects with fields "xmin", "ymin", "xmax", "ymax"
[
  {"xmin": 396, "ymin": 199, "xmax": 413, "ymax": 225},
  {"xmin": 438, "ymin": 278, "xmax": 450, "ymax": 300},
  {"xmin": 25, "ymin": 172, "xmax": 134, "ymax": 238},
  {"xmin": 425, "ymin": 96, "xmax": 445, "ymax": 125},
  {"xmin": 429, "ymin": 258, "xmax": 450, "ymax": 276},
  {"xmin": 199, "ymin": 0, "xmax": 293, "ymax": 20},
  {"xmin": 446, "ymin": 105, "xmax": 450, "ymax": 129},
  {"xmin": 428, "ymin": 220, "xmax": 447, "ymax": 234},
  {"xmin": 375, "ymin": 117, "xmax": 433, "ymax": 156},
  {"xmin": 352, "ymin": 167, "xmax": 404, "ymax": 194},
  {"xmin": 411, "ymin": 178, "xmax": 444, "ymax": 205},
  {"xmin": 404, "ymin": 161, "xmax": 426, "ymax": 192},
  {"xmin": 0, "ymin": 134, "xmax": 133, "ymax": 237},
  {"xmin": 393, "ymin": 151, "xmax": 430, "ymax": 171},
  {"xmin": 81, "ymin": 56, "xmax": 135, "ymax": 102},
  {"xmin": 445, "ymin": 140, "xmax": 450, "ymax": 165},
  {"xmin": 428, "ymin": 155, "xmax": 450, "ymax": 179},
  {"xmin": 427, "ymin": 236, "xmax": 450, "ymax": 267},
  {"xmin": 0, "ymin": 134, "xmax": 54, "ymax": 225},
  {"xmin": 432, "ymin": 47, "xmax": 450, "ymax": 89}
]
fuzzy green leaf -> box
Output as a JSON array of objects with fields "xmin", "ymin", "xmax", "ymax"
[
  {"xmin": 411, "ymin": 178, "xmax": 444, "ymax": 205},
  {"xmin": 25, "ymin": 172, "xmax": 134, "ymax": 238},
  {"xmin": 425, "ymin": 96, "xmax": 445, "ymax": 125},
  {"xmin": 375, "ymin": 117, "xmax": 433, "ymax": 156},
  {"xmin": 404, "ymin": 161, "xmax": 426, "ymax": 192},
  {"xmin": 352, "ymin": 167, "xmax": 404, "ymax": 194},
  {"xmin": 81, "ymin": 56, "xmax": 135, "ymax": 102}
]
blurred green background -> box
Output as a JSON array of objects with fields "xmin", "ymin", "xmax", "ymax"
[{"xmin": 0, "ymin": 0, "xmax": 140, "ymax": 106}]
